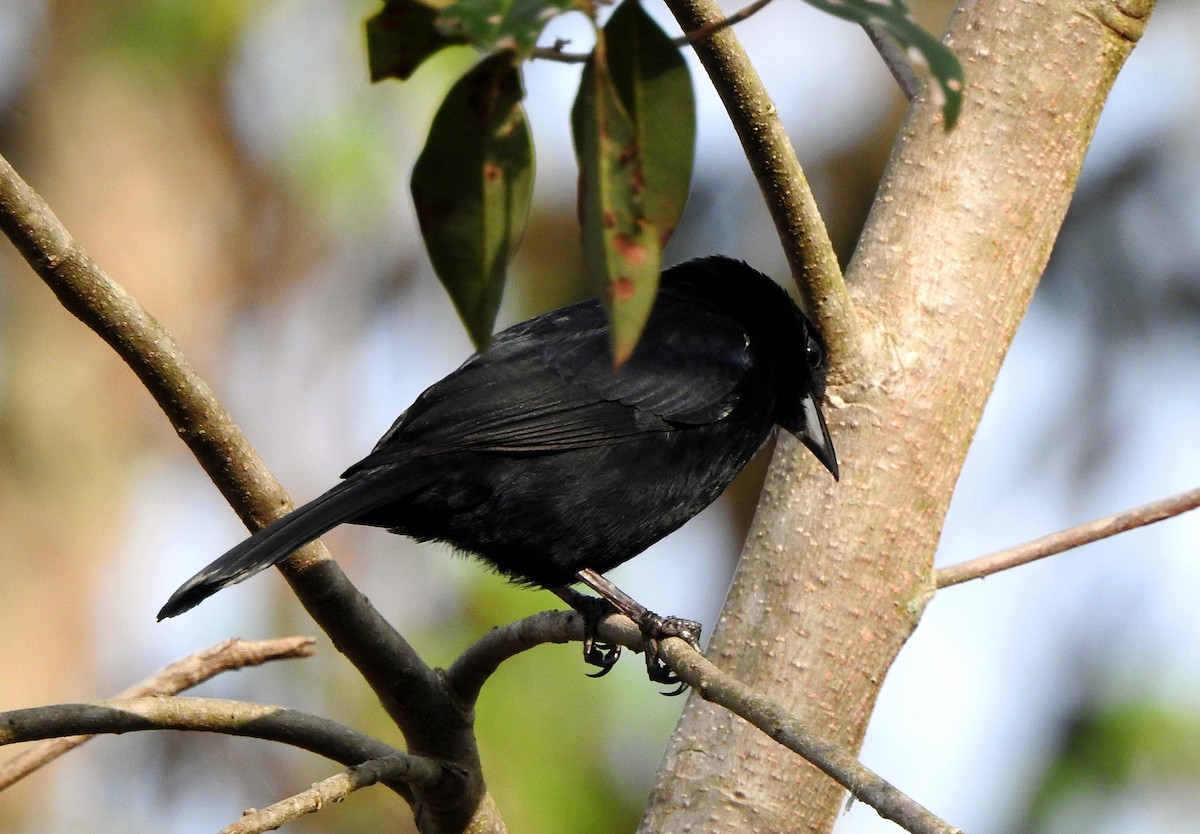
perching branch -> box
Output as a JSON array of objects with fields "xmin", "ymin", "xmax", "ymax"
[
  {"xmin": 0, "ymin": 637, "xmax": 315, "ymax": 791},
  {"xmin": 446, "ymin": 610, "xmax": 587, "ymax": 703},
  {"xmin": 447, "ymin": 609, "xmax": 961, "ymax": 834},
  {"xmin": 936, "ymin": 484, "xmax": 1200, "ymax": 588}
]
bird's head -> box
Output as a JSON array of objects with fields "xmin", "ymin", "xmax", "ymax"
[{"xmin": 662, "ymin": 256, "xmax": 839, "ymax": 481}]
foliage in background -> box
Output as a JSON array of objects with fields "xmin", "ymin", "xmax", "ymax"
[
  {"xmin": 1017, "ymin": 699, "xmax": 1200, "ymax": 832},
  {"xmin": 366, "ymin": 0, "xmax": 961, "ymax": 352}
]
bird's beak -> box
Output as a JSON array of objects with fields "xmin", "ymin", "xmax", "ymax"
[{"xmin": 795, "ymin": 392, "xmax": 839, "ymax": 481}]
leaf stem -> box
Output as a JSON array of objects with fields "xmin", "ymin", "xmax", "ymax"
[{"xmin": 530, "ymin": 0, "xmax": 779, "ymax": 63}]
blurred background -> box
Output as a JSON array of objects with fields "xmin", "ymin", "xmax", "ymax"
[{"xmin": 1, "ymin": 1, "xmax": 1198, "ymax": 832}]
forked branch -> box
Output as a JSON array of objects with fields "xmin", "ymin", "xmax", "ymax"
[{"xmin": 0, "ymin": 637, "xmax": 315, "ymax": 791}]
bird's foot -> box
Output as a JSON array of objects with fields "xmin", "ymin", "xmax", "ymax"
[
  {"xmin": 553, "ymin": 587, "xmax": 624, "ymax": 677},
  {"xmin": 635, "ymin": 612, "xmax": 702, "ymax": 696},
  {"xmin": 569, "ymin": 568, "xmax": 703, "ymax": 693},
  {"xmin": 577, "ymin": 595, "xmax": 624, "ymax": 678}
]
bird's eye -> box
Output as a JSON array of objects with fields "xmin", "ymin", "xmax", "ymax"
[{"xmin": 805, "ymin": 335, "xmax": 824, "ymax": 369}]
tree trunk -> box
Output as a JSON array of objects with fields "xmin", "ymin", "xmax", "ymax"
[{"xmin": 639, "ymin": 0, "xmax": 1154, "ymax": 831}]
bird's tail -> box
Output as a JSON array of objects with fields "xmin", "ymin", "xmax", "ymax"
[{"xmin": 157, "ymin": 471, "xmax": 400, "ymax": 620}]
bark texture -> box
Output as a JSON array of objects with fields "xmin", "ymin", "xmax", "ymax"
[{"xmin": 639, "ymin": 1, "xmax": 1154, "ymax": 831}]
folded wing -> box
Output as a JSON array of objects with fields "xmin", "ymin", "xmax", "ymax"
[{"xmin": 347, "ymin": 299, "xmax": 753, "ymax": 473}]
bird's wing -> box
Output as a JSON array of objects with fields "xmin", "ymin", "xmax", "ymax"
[
  {"xmin": 544, "ymin": 301, "xmax": 752, "ymax": 424},
  {"xmin": 345, "ymin": 299, "xmax": 752, "ymax": 471}
]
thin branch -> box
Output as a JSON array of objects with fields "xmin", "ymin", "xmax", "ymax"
[
  {"xmin": 530, "ymin": 0, "xmax": 776, "ymax": 63},
  {"xmin": 219, "ymin": 755, "xmax": 416, "ymax": 834},
  {"xmin": 526, "ymin": 49, "xmax": 579, "ymax": 63},
  {"xmin": 936, "ymin": 485, "xmax": 1200, "ymax": 588},
  {"xmin": 661, "ymin": 0, "xmax": 864, "ymax": 377},
  {"xmin": 446, "ymin": 610, "xmax": 584, "ymax": 703},
  {"xmin": 0, "ymin": 637, "xmax": 315, "ymax": 790},
  {"xmin": 0, "ymin": 153, "xmax": 426, "ymax": 727},
  {"xmin": 0, "ymin": 158, "xmax": 301, "ymax": 545},
  {"xmin": 0, "ymin": 697, "xmax": 446, "ymax": 798},
  {"xmin": 861, "ymin": 23, "xmax": 921, "ymax": 102}
]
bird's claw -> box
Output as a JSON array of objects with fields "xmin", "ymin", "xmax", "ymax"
[
  {"xmin": 565, "ymin": 588, "xmax": 701, "ymax": 692},
  {"xmin": 583, "ymin": 635, "xmax": 621, "ymax": 678},
  {"xmin": 637, "ymin": 613, "xmax": 702, "ymax": 695},
  {"xmin": 570, "ymin": 593, "xmax": 623, "ymax": 677}
]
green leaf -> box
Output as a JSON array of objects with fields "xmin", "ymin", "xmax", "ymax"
[
  {"xmin": 605, "ymin": 0, "xmax": 695, "ymax": 245},
  {"xmin": 366, "ymin": 0, "xmax": 467, "ymax": 82},
  {"xmin": 411, "ymin": 53, "xmax": 534, "ymax": 348},
  {"xmin": 805, "ymin": 0, "xmax": 964, "ymax": 129},
  {"xmin": 572, "ymin": 25, "xmax": 663, "ymax": 367},
  {"xmin": 434, "ymin": 0, "xmax": 580, "ymax": 59}
]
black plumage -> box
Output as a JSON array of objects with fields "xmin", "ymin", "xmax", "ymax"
[{"xmin": 158, "ymin": 256, "xmax": 838, "ymax": 622}]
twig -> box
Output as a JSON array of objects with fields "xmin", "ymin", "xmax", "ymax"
[
  {"xmin": 681, "ymin": 0, "xmax": 775, "ymax": 44},
  {"xmin": 861, "ymin": 23, "xmax": 921, "ymax": 102},
  {"xmin": 530, "ymin": 0, "xmax": 777, "ymax": 63},
  {"xmin": 936, "ymin": 485, "xmax": 1200, "ymax": 588},
  {"xmin": 660, "ymin": 0, "xmax": 863, "ymax": 377},
  {"xmin": 219, "ymin": 755, "xmax": 415, "ymax": 834},
  {"xmin": 0, "ymin": 637, "xmax": 315, "ymax": 791}
]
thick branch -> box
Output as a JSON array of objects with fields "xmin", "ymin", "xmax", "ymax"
[
  {"xmin": 0, "ymin": 637, "xmax": 315, "ymax": 790},
  {"xmin": 640, "ymin": 1, "xmax": 1155, "ymax": 832}
]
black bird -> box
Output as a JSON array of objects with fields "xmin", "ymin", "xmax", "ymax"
[{"xmin": 158, "ymin": 256, "xmax": 838, "ymax": 675}]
